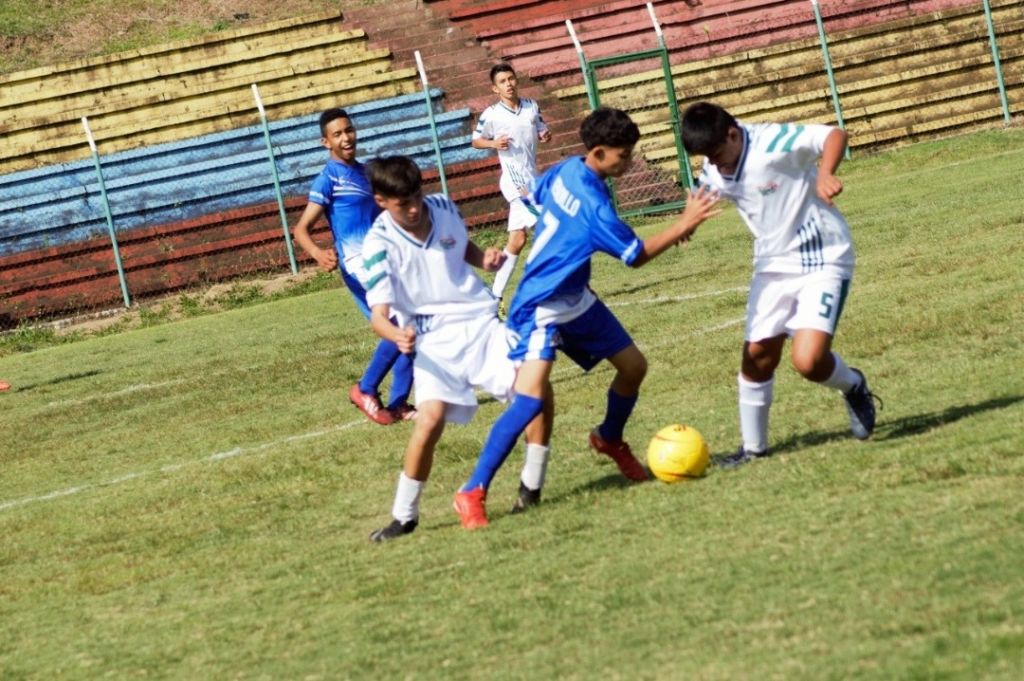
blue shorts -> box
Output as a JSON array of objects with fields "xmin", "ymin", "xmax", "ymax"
[
  {"xmin": 340, "ymin": 266, "xmax": 371, "ymax": 320},
  {"xmin": 508, "ymin": 298, "xmax": 633, "ymax": 371}
]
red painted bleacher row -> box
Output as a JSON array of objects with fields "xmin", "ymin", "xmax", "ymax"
[
  {"xmin": 427, "ymin": 0, "xmax": 983, "ymax": 88},
  {"xmin": 342, "ymin": 0, "xmax": 590, "ymax": 215}
]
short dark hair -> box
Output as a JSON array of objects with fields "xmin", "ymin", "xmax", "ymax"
[
  {"xmin": 681, "ymin": 102, "xmax": 737, "ymax": 155},
  {"xmin": 579, "ymin": 107, "xmax": 640, "ymax": 151},
  {"xmin": 489, "ymin": 63, "xmax": 515, "ymax": 83},
  {"xmin": 319, "ymin": 108, "xmax": 350, "ymax": 137},
  {"xmin": 366, "ymin": 156, "xmax": 422, "ymax": 198}
]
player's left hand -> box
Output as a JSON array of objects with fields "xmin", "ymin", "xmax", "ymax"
[
  {"xmin": 817, "ymin": 173, "xmax": 843, "ymax": 205},
  {"xmin": 539, "ymin": 129, "xmax": 552, "ymax": 143},
  {"xmin": 482, "ymin": 247, "xmax": 507, "ymax": 272}
]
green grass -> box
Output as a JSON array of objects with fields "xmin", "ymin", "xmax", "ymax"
[
  {"xmin": 1, "ymin": 128, "xmax": 1023, "ymax": 680},
  {"xmin": 0, "ymin": 0, "xmax": 390, "ymax": 74}
]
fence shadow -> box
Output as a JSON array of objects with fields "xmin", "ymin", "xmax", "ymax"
[{"xmin": 8, "ymin": 369, "xmax": 104, "ymax": 392}]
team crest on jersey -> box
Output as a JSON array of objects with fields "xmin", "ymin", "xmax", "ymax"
[
  {"xmin": 439, "ymin": 235, "xmax": 457, "ymax": 250},
  {"xmin": 758, "ymin": 181, "xmax": 780, "ymax": 196}
]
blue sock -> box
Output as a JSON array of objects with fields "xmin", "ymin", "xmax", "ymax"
[
  {"xmin": 386, "ymin": 351, "xmax": 414, "ymax": 410},
  {"xmin": 359, "ymin": 338, "xmax": 402, "ymax": 396},
  {"xmin": 463, "ymin": 393, "xmax": 544, "ymax": 491},
  {"xmin": 598, "ymin": 389, "xmax": 638, "ymax": 442}
]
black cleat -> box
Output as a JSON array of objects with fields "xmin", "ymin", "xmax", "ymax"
[
  {"xmin": 369, "ymin": 518, "xmax": 418, "ymax": 543},
  {"xmin": 844, "ymin": 368, "xmax": 882, "ymax": 440},
  {"xmin": 712, "ymin": 446, "xmax": 772, "ymax": 469},
  {"xmin": 509, "ymin": 482, "xmax": 541, "ymax": 514}
]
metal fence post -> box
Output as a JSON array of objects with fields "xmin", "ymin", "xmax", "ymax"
[
  {"xmin": 252, "ymin": 83, "xmax": 299, "ymax": 274},
  {"xmin": 647, "ymin": 2, "xmax": 693, "ymax": 191},
  {"xmin": 982, "ymin": 0, "xmax": 1012, "ymax": 124},
  {"xmin": 81, "ymin": 116, "xmax": 131, "ymax": 308},
  {"xmin": 810, "ymin": 0, "xmax": 852, "ymax": 159},
  {"xmin": 414, "ymin": 51, "xmax": 450, "ymax": 198},
  {"xmin": 566, "ymin": 20, "xmax": 599, "ymax": 111}
]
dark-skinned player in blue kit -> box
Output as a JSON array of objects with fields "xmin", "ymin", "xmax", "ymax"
[{"xmin": 292, "ymin": 108, "xmax": 415, "ymax": 426}]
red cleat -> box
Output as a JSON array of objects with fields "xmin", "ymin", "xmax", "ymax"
[
  {"xmin": 348, "ymin": 383, "xmax": 394, "ymax": 426},
  {"xmin": 589, "ymin": 428, "xmax": 649, "ymax": 482},
  {"xmin": 0, "ymin": 381, "xmax": 10, "ymax": 392},
  {"xmin": 390, "ymin": 402, "xmax": 418, "ymax": 422},
  {"xmin": 453, "ymin": 486, "xmax": 489, "ymax": 529}
]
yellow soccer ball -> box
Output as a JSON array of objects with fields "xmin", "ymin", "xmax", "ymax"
[{"xmin": 646, "ymin": 424, "xmax": 709, "ymax": 483}]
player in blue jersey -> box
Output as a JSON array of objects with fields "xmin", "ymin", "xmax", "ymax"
[
  {"xmin": 292, "ymin": 108, "xmax": 414, "ymax": 426},
  {"xmin": 452, "ymin": 107, "xmax": 722, "ymax": 529},
  {"xmin": 681, "ymin": 101, "xmax": 880, "ymax": 468}
]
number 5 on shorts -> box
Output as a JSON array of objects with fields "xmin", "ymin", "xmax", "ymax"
[{"xmin": 818, "ymin": 292, "xmax": 835, "ymax": 319}]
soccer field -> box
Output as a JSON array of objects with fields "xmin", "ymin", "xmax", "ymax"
[{"xmin": 1, "ymin": 128, "xmax": 1023, "ymax": 680}]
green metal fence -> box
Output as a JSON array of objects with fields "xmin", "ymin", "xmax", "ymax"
[{"xmin": 569, "ymin": 4, "xmax": 693, "ymax": 218}]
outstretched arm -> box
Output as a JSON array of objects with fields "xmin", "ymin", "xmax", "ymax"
[{"xmin": 631, "ymin": 185, "xmax": 721, "ymax": 268}]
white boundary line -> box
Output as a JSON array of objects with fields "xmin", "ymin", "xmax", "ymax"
[
  {"xmin": 2, "ymin": 287, "xmax": 748, "ymax": 513},
  {"xmin": 0, "ymin": 418, "xmax": 364, "ymax": 512},
  {"xmin": 607, "ymin": 286, "xmax": 747, "ymax": 308},
  {"xmin": 45, "ymin": 380, "xmax": 186, "ymax": 408}
]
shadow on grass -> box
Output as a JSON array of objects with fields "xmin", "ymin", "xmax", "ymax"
[
  {"xmin": 598, "ymin": 271, "xmax": 695, "ymax": 300},
  {"xmin": 10, "ymin": 369, "xmax": 103, "ymax": 392},
  {"xmin": 770, "ymin": 394, "xmax": 1024, "ymax": 456}
]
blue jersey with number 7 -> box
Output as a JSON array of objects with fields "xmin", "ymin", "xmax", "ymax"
[{"xmin": 507, "ymin": 156, "xmax": 642, "ymax": 330}]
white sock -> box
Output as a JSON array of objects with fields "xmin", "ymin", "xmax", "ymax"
[
  {"xmin": 391, "ymin": 472, "xmax": 424, "ymax": 524},
  {"xmin": 819, "ymin": 352, "xmax": 859, "ymax": 393},
  {"xmin": 520, "ymin": 443, "xmax": 550, "ymax": 491},
  {"xmin": 738, "ymin": 373, "xmax": 773, "ymax": 454},
  {"xmin": 491, "ymin": 250, "xmax": 518, "ymax": 300}
]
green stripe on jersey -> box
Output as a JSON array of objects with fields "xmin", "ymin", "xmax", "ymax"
[
  {"xmin": 781, "ymin": 125, "xmax": 805, "ymax": 152},
  {"xmin": 765, "ymin": 123, "xmax": 790, "ymax": 152},
  {"xmin": 363, "ymin": 250, "xmax": 387, "ymax": 270},
  {"xmin": 363, "ymin": 271, "xmax": 387, "ymax": 291}
]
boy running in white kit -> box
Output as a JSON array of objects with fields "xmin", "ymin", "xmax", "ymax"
[
  {"xmin": 361, "ymin": 156, "xmax": 553, "ymax": 542},
  {"xmin": 471, "ymin": 63, "xmax": 552, "ymax": 310},
  {"xmin": 681, "ymin": 102, "xmax": 880, "ymax": 467}
]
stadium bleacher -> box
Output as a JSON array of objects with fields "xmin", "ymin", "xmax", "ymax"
[{"xmin": 0, "ymin": 0, "xmax": 1020, "ymax": 325}]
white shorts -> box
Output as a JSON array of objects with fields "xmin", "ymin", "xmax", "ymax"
[
  {"xmin": 507, "ymin": 197, "xmax": 538, "ymax": 232},
  {"xmin": 413, "ymin": 314, "xmax": 516, "ymax": 425},
  {"xmin": 745, "ymin": 270, "xmax": 852, "ymax": 342}
]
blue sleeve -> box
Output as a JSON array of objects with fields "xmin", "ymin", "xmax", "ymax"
[
  {"xmin": 308, "ymin": 172, "xmax": 332, "ymax": 207},
  {"xmin": 590, "ymin": 201, "xmax": 642, "ymax": 266}
]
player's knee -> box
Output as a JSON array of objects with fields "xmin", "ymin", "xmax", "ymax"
[
  {"xmin": 790, "ymin": 349, "xmax": 830, "ymax": 381},
  {"xmin": 741, "ymin": 352, "xmax": 776, "ymax": 382},
  {"xmin": 741, "ymin": 340, "xmax": 783, "ymax": 381},
  {"xmin": 622, "ymin": 352, "xmax": 648, "ymax": 386},
  {"xmin": 414, "ymin": 402, "xmax": 446, "ymax": 434}
]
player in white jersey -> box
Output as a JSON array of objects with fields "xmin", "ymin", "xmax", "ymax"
[
  {"xmin": 681, "ymin": 102, "xmax": 881, "ymax": 468},
  {"xmin": 360, "ymin": 156, "xmax": 553, "ymax": 542},
  {"xmin": 472, "ymin": 63, "xmax": 552, "ymax": 309}
]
